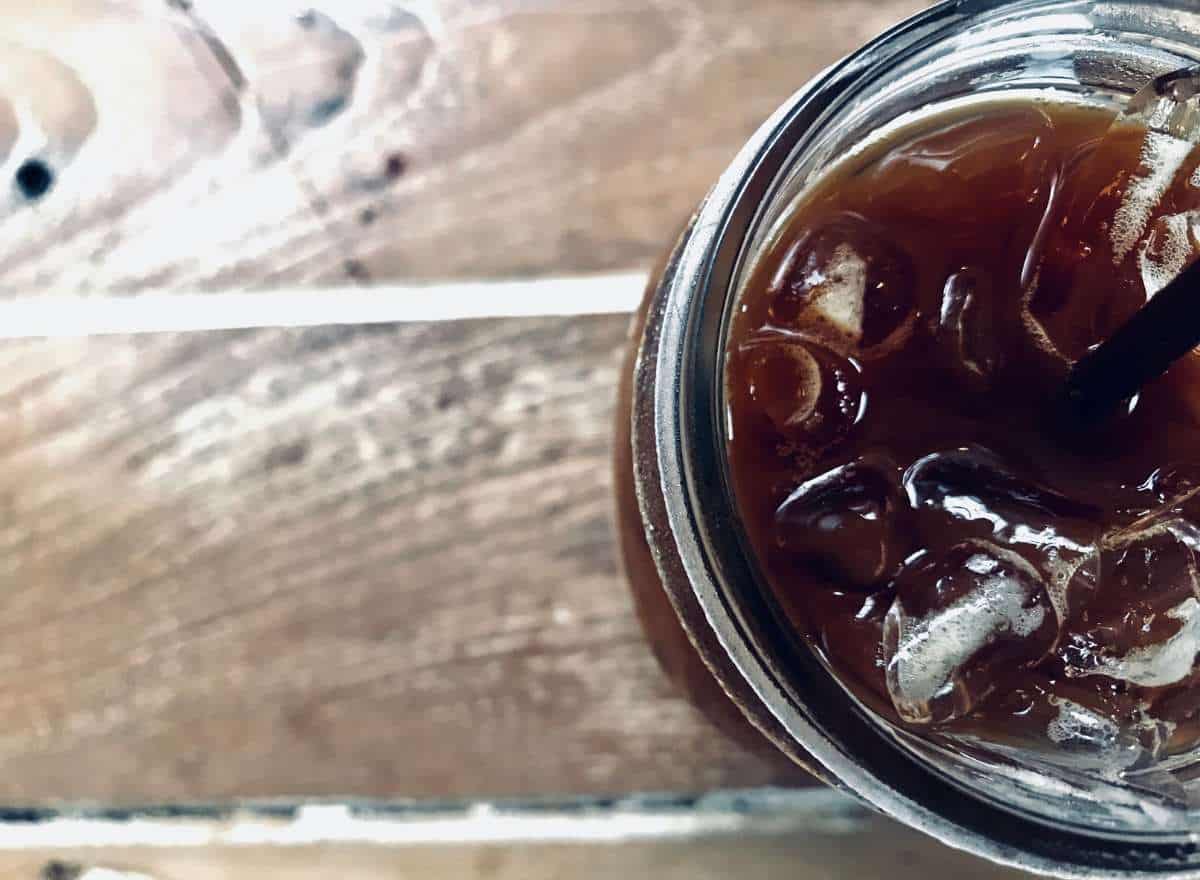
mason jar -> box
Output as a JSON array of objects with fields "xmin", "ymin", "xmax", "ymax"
[{"xmin": 613, "ymin": 1, "xmax": 1200, "ymax": 875}]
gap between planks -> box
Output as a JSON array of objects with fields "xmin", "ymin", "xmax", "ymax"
[
  {"xmin": 0, "ymin": 790, "xmax": 868, "ymax": 849},
  {"xmin": 0, "ymin": 273, "xmax": 650, "ymax": 338}
]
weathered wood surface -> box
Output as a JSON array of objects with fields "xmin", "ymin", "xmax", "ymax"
[
  {"xmin": 0, "ymin": 316, "xmax": 809, "ymax": 803},
  {"xmin": 0, "ymin": 0, "xmax": 326, "ymax": 295},
  {"xmin": 0, "ymin": 0, "xmax": 929, "ymax": 293},
  {"xmin": 0, "ymin": 0, "xmax": 932, "ymax": 803}
]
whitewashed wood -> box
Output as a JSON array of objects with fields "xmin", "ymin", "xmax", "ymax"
[
  {"xmin": 0, "ymin": 1, "xmax": 335, "ymax": 295},
  {"xmin": 237, "ymin": 0, "xmax": 934, "ymax": 281},
  {"xmin": 0, "ymin": 316, "xmax": 812, "ymax": 802},
  {"xmin": 0, "ymin": 0, "xmax": 930, "ymax": 293},
  {"xmin": 0, "ymin": 0, "xmax": 932, "ymax": 804}
]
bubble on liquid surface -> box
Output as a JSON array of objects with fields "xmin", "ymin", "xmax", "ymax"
[
  {"xmin": 884, "ymin": 540, "xmax": 1059, "ymax": 724},
  {"xmin": 768, "ymin": 212, "xmax": 917, "ymax": 356},
  {"xmin": 775, "ymin": 455, "xmax": 905, "ymax": 587}
]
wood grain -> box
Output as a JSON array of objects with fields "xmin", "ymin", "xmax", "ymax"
[
  {"xmin": 0, "ymin": 1, "xmax": 332, "ymax": 296},
  {"xmin": 0, "ymin": 316, "xmax": 808, "ymax": 804},
  {"xmin": 270, "ymin": 0, "xmax": 933, "ymax": 282},
  {"xmin": 0, "ymin": 0, "xmax": 930, "ymax": 804},
  {"xmin": 0, "ymin": 0, "xmax": 929, "ymax": 293}
]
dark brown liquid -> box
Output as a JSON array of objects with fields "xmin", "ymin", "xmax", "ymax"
[{"xmin": 726, "ymin": 97, "xmax": 1200, "ymax": 773}]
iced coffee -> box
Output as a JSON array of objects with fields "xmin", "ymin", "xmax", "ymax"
[{"xmin": 726, "ymin": 74, "xmax": 1200, "ymax": 779}]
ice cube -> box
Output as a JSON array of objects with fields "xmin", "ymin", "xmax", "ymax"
[
  {"xmin": 937, "ymin": 268, "xmax": 1001, "ymax": 390},
  {"xmin": 1110, "ymin": 130, "xmax": 1194, "ymax": 264},
  {"xmin": 1138, "ymin": 210, "xmax": 1200, "ymax": 297},
  {"xmin": 1046, "ymin": 696, "xmax": 1160, "ymax": 775},
  {"xmin": 1109, "ymin": 67, "xmax": 1200, "ymax": 263},
  {"xmin": 774, "ymin": 455, "xmax": 906, "ymax": 587},
  {"xmin": 862, "ymin": 106, "xmax": 1055, "ymax": 232},
  {"xmin": 740, "ymin": 338, "xmax": 866, "ymax": 448},
  {"xmin": 742, "ymin": 341, "xmax": 821, "ymax": 431},
  {"xmin": 902, "ymin": 448, "xmax": 1100, "ymax": 620},
  {"xmin": 811, "ymin": 588, "xmax": 893, "ymax": 708},
  {"xmin": 1138, "ymin": 464, "xmax": 1200, "ymax": 520},
  {"xmin": 903, "ymin": 447, "xmax": 1099, "ymax": 526},
  {"xmin": 1062, "ymin": 516, "xmax": 1200, "ymax": 687},
  {"xmin": 767, "ymin": 212, "xmax": 917, "ymax": 356},
  {"xmin": 1150, "ymin": 677, "xmax": 1200, "ymax": 757},
  {"xmin": 883, "ymin": 540, "xmax": 1059, "ymax": 724},
  {"xmin": 957, "ymin": 680, "xmax": 1172, "ymax": 780},
  {"xmin": 1021, "ymin": 249, "xmax": 1123, "ymax": 368},
  {"xmin": 1073, "ymin": 597, "xmax": 1200, "ymax": 688},
  {"xmin": 1019, "ymin": 68, "xmax": 1200, "ymax": 366}
]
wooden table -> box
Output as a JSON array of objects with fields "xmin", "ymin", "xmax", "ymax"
[{"xmin": 0, "ymin": 0, "xmax": 929, "ymax": 807}]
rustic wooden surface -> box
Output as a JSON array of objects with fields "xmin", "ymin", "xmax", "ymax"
[
  {"xmin": 0, "ymin": 0, "xmax": 930, "ymax": 804},
  {"xmin": 0, "ymin": 315, "xmax": 824, "ymax": 803},
  {"xmin": 0, "ymin": 0, "xmax": 929, "ymax": 293}
]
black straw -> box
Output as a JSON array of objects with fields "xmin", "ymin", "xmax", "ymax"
[{"xmin": 1056, "ymin": 258, "xmax": 1200, "ymax": 428}]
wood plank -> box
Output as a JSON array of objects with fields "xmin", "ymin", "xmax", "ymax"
[
  {"xmin": 206, "ymin": 0, "xmax": 933, "ymax": 283},
  {"xmin": 0, "ymin": 1, "xmax": 336, "ymax": 295},
  {"xmin": 0, "ymin": 0, "xmax": 935, "ymax": 805},
  {"xmin": 0, "ymin": 316, "xmax": 808, "ymax": 804},
  {"xmin": 0, "ymin": 0, "xmax": 929, "ymax": 293}
]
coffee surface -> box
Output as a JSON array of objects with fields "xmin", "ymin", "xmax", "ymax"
[{"xmin": 726, "ymin": 96, "xmax": 1200, "ymax": 772}]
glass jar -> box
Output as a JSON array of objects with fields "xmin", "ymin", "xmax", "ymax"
[{"xmin": 614, "ymin": 1, "xmax": 1200, "ymax": 875}]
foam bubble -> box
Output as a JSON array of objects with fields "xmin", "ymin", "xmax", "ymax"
[
  {"xmin": 1047, "ymin": 697, "xmax": 1121, "ymax": 751},
  {"xmin": 1110, "ymin": 130, "xmax": 1193, "ymax": 264}
]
